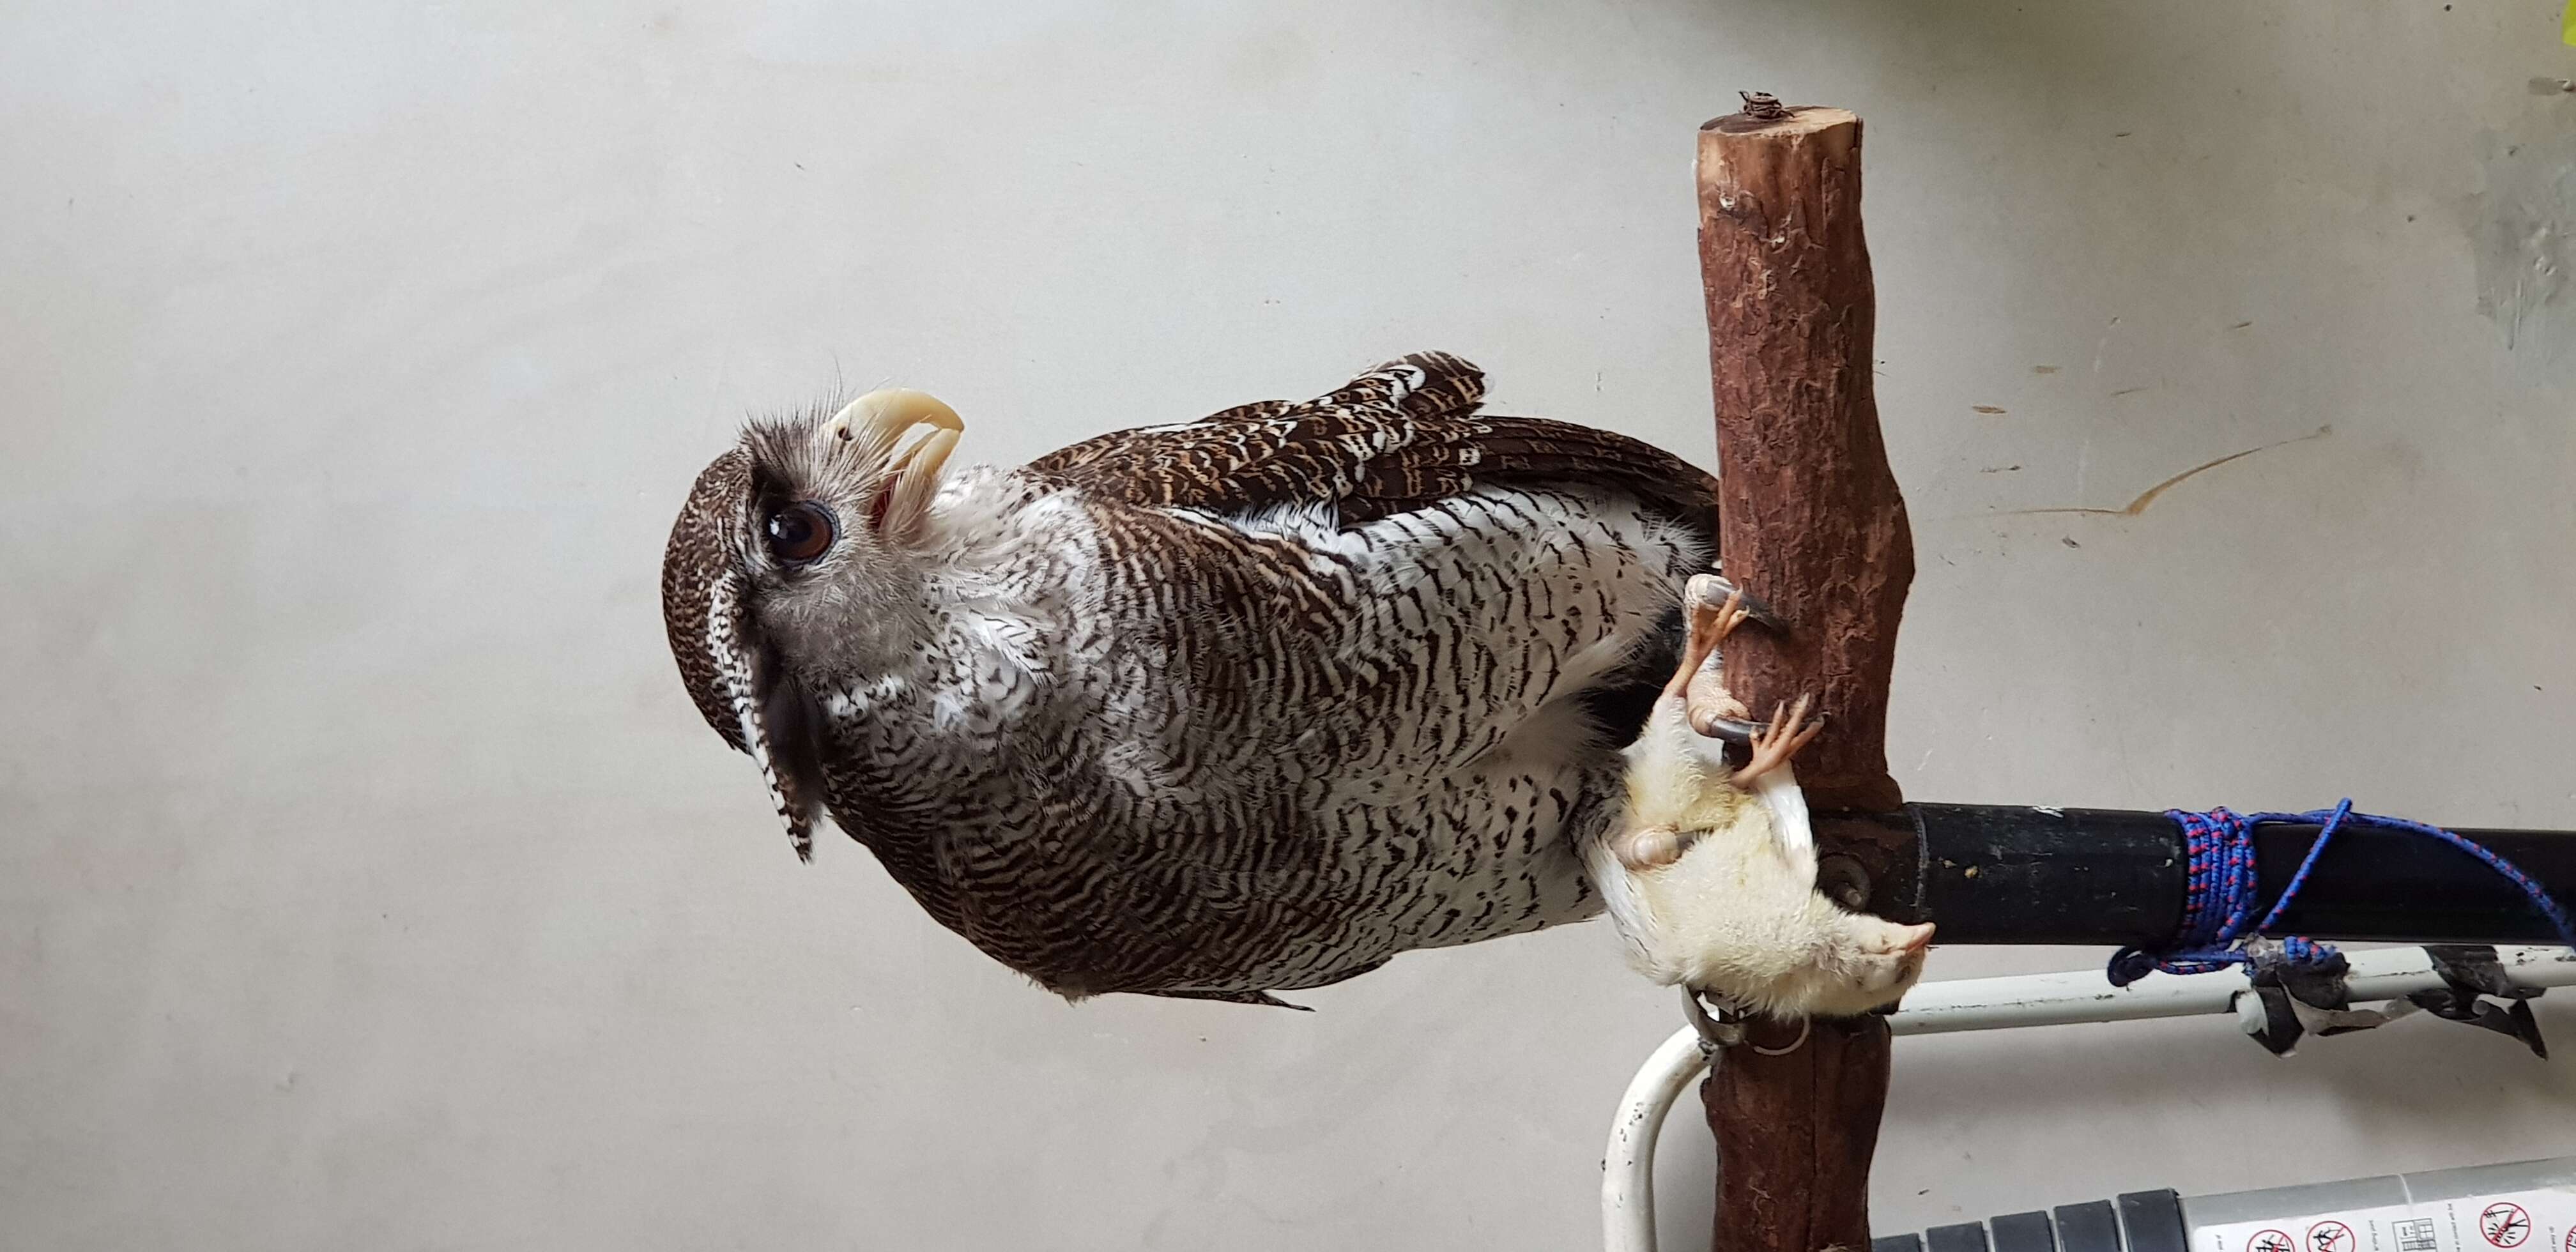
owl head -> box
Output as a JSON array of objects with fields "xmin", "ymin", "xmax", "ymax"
[{"xmin": 659, "ymin": 390, "xmax": 965, "ymax": 861}]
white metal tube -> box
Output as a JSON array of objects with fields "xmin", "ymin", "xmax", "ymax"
[
  {"xmin": 1602, "ymin": 1026, "xmax": 1708, "ymax": 1252},
  {"xmin": 1599, "ymin": 946, "xmax": 2576, "ymax": 1252},
  {"xmin": 1895, "ymin": 943, "xmax": 2576, "ymax": 1035}
]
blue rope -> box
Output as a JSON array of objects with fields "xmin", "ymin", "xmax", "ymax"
[{"xmin": 2105, "ymin": 799, "xmax": 2576, "ymax": 986}]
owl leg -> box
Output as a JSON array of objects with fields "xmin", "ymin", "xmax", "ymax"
[
  {"xmin": 1679, "ymin": 574, "xmax": 1762, "ymax": 741},
  {"xmin": 1662, "ymin": 574, "xmax": 1749, "ymax": 701}
]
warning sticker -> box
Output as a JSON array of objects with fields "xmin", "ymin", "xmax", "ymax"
[
  {"xmin": 2197, "ymin": 1187, "xmax": 2576, "ymax": 1252},
  {"xmin": 2486, "ymin": 1204, "xmax": 2534, "ymax": 1249}
]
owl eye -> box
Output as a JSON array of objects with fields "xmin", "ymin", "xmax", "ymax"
[{"xmin": 764, "ymin": 501, "xmax": 837, "ymax": 565}]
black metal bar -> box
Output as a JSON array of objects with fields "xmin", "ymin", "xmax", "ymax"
[
  {"xmin": 1867, "ymin": 804, "xmax": 2576, "ymax": 946},
  {"xmin": 2052, "ymin": 1202, "xmax": 2120, "ymax": 1252},
  {"xmin": 1988, "ymin": 1212, "xmax": 2056, "ymax": 1252},
  {"xmin": 2116, "ymin": 1192, "xmax": 2189, "ymax": 1252}
]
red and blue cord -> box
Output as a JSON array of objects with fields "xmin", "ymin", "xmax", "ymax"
[{"xmin": 2105, "ymin": 799, "xmax": 2576, "ymax": 986}]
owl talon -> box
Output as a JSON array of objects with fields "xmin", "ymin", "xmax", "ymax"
[
  {"xmin": 1697, "ymin": 572, "xmax": 1789, "ymax": 634},
  {"xmin": 1676, "ymin": 576, "xmax": 1756, "ymax": 731},
  {"xmin": 1661, "ymin": 577, "xmax": 1736, "ymax": 703},
  {"xmin": 1682, "ymin": 574, "xmax": 1754, "ymax": 647}
]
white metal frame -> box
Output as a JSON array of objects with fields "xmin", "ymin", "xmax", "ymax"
[{"xmin": 1601, "ymin": 945, "xmax": 2576, "ymax": 1252}]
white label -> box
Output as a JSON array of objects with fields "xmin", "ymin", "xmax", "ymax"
[{"xmin": 2196, "ymin": 1187, "xmax": 2576, "ymax": 1252}]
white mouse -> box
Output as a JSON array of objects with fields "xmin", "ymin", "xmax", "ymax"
[{"xmin": 1588, "ymin": 575, "xmax": 1935, "ymax": 1019}]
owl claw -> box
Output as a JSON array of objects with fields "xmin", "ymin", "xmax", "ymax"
[
  {"xmin": 1684, "ymin": 576, "xmax": 1756, "ymax": 649},
  {"xmin": 1694, "ymin": 715, "xmax": 1765, "ymax": 744},
  {"xmin": 1697, "ymin": 572, "xmax": 1789, "ymax": 634}
]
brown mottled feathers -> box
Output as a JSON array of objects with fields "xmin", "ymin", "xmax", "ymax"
[
  {"xmin": 1025, "ymin": 351, "xmax": 1720, "ymax": 537},
  {"xmin": 663, "ymin": 449, "xmax": 755, "ymax": 750},
  {"xmin": 662, "ymin": 350, "xmax": 1726, "ymax": 1003}
]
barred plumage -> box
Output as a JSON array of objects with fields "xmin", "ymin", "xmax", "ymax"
[{"xmin": 662, "ymin": 353, "xmax": 1721, "ymax": 1004}]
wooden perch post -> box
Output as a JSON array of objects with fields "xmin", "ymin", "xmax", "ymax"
[{"xmin": 1696, "ymin": 94, "xmax": 1914, "ymax": 1252}]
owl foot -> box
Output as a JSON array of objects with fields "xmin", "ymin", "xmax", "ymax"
[
  {"xmin": 1661, "ymin": 574, "xmax": 1745, "ymax": 705},
  {"xmin": 1678, "ymin": 574, "xmax": 1781, "ymax": 743},
  {"xmin": 1674, "ymin": 577, "xmax": 1824, "ymax": 770},
  {"xmin": 1696, "ymin": 569, "xmax": 1788, "ymax": 632},
  {"xmin": 1730, "ymin": 694, "xmax": 1823, "ymax": 788}
]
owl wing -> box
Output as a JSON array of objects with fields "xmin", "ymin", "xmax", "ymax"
[{"xmin": 1023, "ymin": 351, "xmax": 1719, "ymax": 532}]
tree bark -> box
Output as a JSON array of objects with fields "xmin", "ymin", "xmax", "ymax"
[
  {"xmin": 1703, "ymin": 1015, "xmax": 1894, "ymax": 1252},
  {"xmin": 1695, "ymin": 96, "xmax": 1913, "ymax": 1252},
  {"xmin": 1697, "ymin": 101, "xmax": 1910, "ymax": 816}
]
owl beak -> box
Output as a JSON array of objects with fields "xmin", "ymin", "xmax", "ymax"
[
  {"xmin": 829, "ymin": 387, "xmax": 964, "ymax": 445},
  {"xmin": 829, "ymin": 388, "xmax": 965, "ymax": 537}
]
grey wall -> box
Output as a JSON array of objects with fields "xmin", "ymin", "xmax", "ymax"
[{"xmin": 6, "ymin": 2, "xmax": 2574, "ymax": 1249}]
